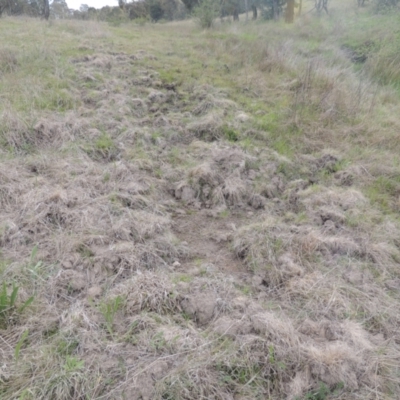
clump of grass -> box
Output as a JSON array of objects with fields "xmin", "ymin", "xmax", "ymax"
[
  {"xmin": 84, "ymin": 132, "xmax": 119, "ymax": 161},
  {"xmin": 95, "ymin": 132, "xmax": 114, "ymax": 151},
  {"xmin": 0, "ymin": 282, "xmax": 34, "ymax": 329},
  {"xmin": 221, "ymin": 125, "xmax": 239, "ymax": 142},
  {"xmin": 187, "ymin": 113, "xmax": 223, "ymax": 141},
  {"xmin": 298, "ymin": 382, "xmax": 334, "ymax": 400},
  {"xmin": 365, "ymin": 176, "xmax": 400, "ymax": 213},
  {"xmin": 109, "ymin": 272, "xmax": 181, "ymax": 315},
  {"xmin": 0, "ymin": 48, "xmax": 18, "ymax": 73},
  {"xmin": 99, "ymin": 295, "xmax": 123, "ymax": 336}
]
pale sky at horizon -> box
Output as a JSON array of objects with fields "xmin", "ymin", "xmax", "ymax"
[{"xmin": 65, "ymin": 0, "xmax": 118, "ymax": 11}]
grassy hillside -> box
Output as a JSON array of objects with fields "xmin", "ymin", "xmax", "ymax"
[{"xmin": 1, "ymin": 4, "xmax": 400, "ymax": 399}]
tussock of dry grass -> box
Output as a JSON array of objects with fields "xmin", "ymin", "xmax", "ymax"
[{"xmin": 0, "ymin": 48, "xmax": 18, "ymax": 74}]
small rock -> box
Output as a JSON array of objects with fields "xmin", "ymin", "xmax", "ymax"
[
  {"xmin": 69, "ymin": 277, "xmax": 85, "ymax": 291},
  {"xmin": 252, "ymin": 275, "xmax": 264, "ymax": 286},
  {"xmin": 176, "ymin": 281, "xmax": 190, "ymax": 291},
  {"xmin": 249, "ymin": 194, "xmax": 265, "ymax": 209},
  {"xmin": 62, "ymin": 260, "xmax": 73, "ymax": 269},
  {"xmin": 88, "ymin": 286, "xmax": 102, "ymax": 298},
  {"xmin": 181, "ymin": 293, "xmax": 217, "ymax": 325},
  {"xmin": 181, "ymin": 186, "xmax": 195, "ymax": 202},
  {"xmin": 193, "ymin": 201, "xmax": 202, "ymax": 210},
  {"xmin": 257, "ymin": 292, "xmax": 268, "ymax": 301},
  {"xmin": 172, "ymin": 261, "xmax": 181, "ymax": 268},
  {"xmin": 147, "ymin": 90, "xmax": 165, "ymax": 103},
  {"xmin": 236, "ymin": 112, "xmax": 250, "ymax": 123},
  {"xmin": 324, "ymin": 325, "xmax": 338, "ymax": 341},
  {"xmin": 188, "ymin": 267, "xmax": 201, "ymax": 276},
  {"xmin": 213, "ymin": 233, "xmax": 228, "ymax": 243},
  {"xmin": 204, "ymin": 209, "xmax": 218, "ymax": 218},
  {"xmin": 84, "ymin": 74, "xmax": 97, "ymax": 82}
]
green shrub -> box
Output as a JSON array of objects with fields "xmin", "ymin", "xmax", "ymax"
[
  {"xmin": 373, "ymin": 0, "xmax": 400, "ymax": 12},
  {"xmin": 193, "ymin": 0, "xmax": 218, "ymax": 29}
]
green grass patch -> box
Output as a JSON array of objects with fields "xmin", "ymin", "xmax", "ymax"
[
  {"xmin": 222, "ymin": 125, "xmax": 239, "ymax": 142},
  {"xmin": 256, "ymin": 111, "xmax": 282, "ymax": 134},
  {"xmin": 158, "ymin": 69, "xmax": 182, "ymax": 85},
  {"xmin": 0, "ymin": 282, "xmax": 34, "ymax": 329},
  {"xmin": 365, "ymin": 176, "xmax": 400, "ymax": 213},
  {"xmin": 95, "ymin": 133, "xmax": 115, "ymax": 151}
]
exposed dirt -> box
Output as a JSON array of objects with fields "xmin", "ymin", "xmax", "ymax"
[{"xmin": 172, "ymin": 209, "xmax": 249, "ymax": 275}]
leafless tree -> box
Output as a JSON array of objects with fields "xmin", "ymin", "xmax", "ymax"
[
  {"xmin": 43, "ymin": 0, "xmax": 50, "ymax": 19},
  {"xmin": 315, "ymin": 0, "xmax": 329, "ymax": 14},
  {"xmin": 285, "ymin": 0, "xmax": 294, "ymax": 22}
]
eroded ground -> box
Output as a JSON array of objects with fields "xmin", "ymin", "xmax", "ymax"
[{"xmin": 1, "ymin": 13, "xmax": 400, "ymax": 400}]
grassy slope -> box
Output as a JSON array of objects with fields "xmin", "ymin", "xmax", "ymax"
[{"xmin": 1, "ymin": 3, "xmax": 400, "ymax": 399}]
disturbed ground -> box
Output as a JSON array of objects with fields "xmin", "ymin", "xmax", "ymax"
[{"xmin": 1, "ymin": 7, "xmax": 400, "ymax": 400}]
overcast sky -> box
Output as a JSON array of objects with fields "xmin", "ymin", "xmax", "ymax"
[{"xmin": 66, "ymin": 0, "xmax": 118, "ymax": 10}]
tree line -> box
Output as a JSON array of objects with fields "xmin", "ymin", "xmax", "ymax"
[
  {"xmin": 0, "ymin": 0, "xmax": 327, "ymax": 22},
  {"xmin": 0, "ymin": 0, "xmax": 398, "ymax": 23}
]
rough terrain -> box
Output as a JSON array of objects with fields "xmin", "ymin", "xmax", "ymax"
[{"xmin": 1, "ymin": 5, "xmax": 400, "ymax": 399}]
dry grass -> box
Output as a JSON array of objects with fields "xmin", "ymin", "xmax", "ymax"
[{"xmin": 1, "ymin": 5, "xmax": 400, "ymax": 399}]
